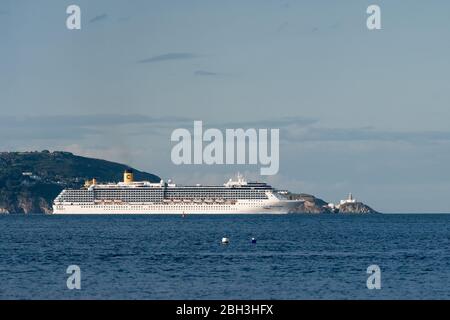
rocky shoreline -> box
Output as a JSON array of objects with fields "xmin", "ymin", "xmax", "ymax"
[{"xmin": 287, "ymin": 193, "xmax": 379, "ymax": 214}]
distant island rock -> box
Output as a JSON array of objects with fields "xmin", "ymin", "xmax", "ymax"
[
  {"xmin": 0, "ymin": 151, "xmax": 160, "ymax": 214},
  {"xmin": 338, "ymin": 202, "xmax": 379, "ymax": 214},
  {"xmin": 286, "ymin": 193, "xmax": 332, "ymax": 213},
  {"xmin": 286, "ymin": 193, "xmax": 379, "ymax": 214}
]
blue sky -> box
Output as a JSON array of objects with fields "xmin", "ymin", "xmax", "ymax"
[{"xmin": 1, "ymin": 0, "xmax": 450, "ymax": 212}]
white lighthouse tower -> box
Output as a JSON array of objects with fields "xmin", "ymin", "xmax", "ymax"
[{"xmin": 340, "ymin": 193, "xmax": 357, "ymax": 206}]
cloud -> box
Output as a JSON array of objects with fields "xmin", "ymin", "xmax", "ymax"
[
  {"xmin": 284, "ymin": 126, "xmax": 450, "ymax": 143},
  {"xmin": 0, "ymin": 114, "xmax": 317, "ymax": 143},
  {"xmin": 276, "ymin": 22, "xmax": 290, "ymax": 33},
  {"xmin": 4, "ymin": 114, "xmax": 450, "ymax": 146},
  {"xmin": 137, "ymin": 53, "xmax": 198, "ymax": 64},
  {"xmin": 194, "ymin": 70, "xmax": 218, "ymax": 76},
  {"xmin": 0, "ymin": 114, "xmax": 192, "ymax": 141},
  {"xmin": 215, "ymin": 116, "xmax": 318, "ymax": 129},
  {"xmin": 89, "ymin": 14, "xmax": 108, "ymax": 23},
  {"xmin": 0, "ymin": 114, "xmax": 190, "ymax": 127},
  {"xmin": 329, "ymin": 22, "xmax": 341, "ymax": 30},
  {"xmin": 117, "ymin": 16, "xmax": 131, "ymax": 23}
]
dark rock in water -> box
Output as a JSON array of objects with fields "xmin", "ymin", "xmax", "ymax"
[
  {"xmin": 285, "ymin": 192, "xmax": 379, "ymax": 214},
  {"xmin": 338, "ymin": 202, "xmax": 379, "ymax": 214},
  {"xmin": 286, "ymin": 193, "xmax": 333, "ymax": 214},
  {"xmin": 0, "ymin": 151, "xmax": 160, "ymax": 214}
]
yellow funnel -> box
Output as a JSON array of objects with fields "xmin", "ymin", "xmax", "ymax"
[{"xmin": 124, "ymin": 169, "xmax": 133, "ymax": 184}]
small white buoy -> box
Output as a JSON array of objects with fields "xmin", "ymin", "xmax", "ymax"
[
  {"xmin": 251, "ymin": 237, "xmax": 257, "ymax": 244},
  {"xmin": 221, "ymin": 237, "xmax": 230, "ymax": 245}
]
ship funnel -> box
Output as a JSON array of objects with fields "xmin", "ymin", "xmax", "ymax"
[
  {"xmin": 124, "ymin": 169, "xmax": 134, "ymax": 184},
  {"xmin": 85, "ymin": 178, "xmax": 97, "ymax": 187}
]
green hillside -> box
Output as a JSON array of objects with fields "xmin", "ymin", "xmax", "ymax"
[{"xmin": 0, "ymin": 151, "xmax": 160, "ymax": 214}]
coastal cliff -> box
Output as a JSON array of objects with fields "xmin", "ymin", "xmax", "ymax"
[
  {"xmin": 287, "ymin": 193, "xmax": 379, "ymax": 214},
  {"xmin": 287, "ymin": 193, "xmax": 333, "ymax": 214},
  {"xmin": 338, "ymin": 202, "xmax": 378, "ymax": 214},
  {"xmin": 0, "ymin": 151, "xmax": 160, "ymax": 214}
]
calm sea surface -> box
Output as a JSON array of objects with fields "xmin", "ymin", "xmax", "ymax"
[{"xmin": 0, "ymin": 214, "xmax": 449, "ymax": 299}]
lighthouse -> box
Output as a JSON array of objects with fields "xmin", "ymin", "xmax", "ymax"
[{"xmin": 340, "ymin": 193, "xmax": 356, "ymax": 206}]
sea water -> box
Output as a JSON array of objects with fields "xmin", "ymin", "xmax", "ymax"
[{"xmin": 0, "ymin": 214, "xmax": 449, "ymax": 299}]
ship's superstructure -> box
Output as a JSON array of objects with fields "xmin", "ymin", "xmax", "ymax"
[{"xmin": 53, "ymin": 170, "xmax": 302, "ymax": 214}]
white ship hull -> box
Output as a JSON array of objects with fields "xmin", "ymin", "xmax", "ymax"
[
  {"xmin": 53, "ymin": 172, "xmax": 303, "ymax": 215},
  {"xmin": 53, "ymin": 199, "xmax": 300, "ymax": 215}
]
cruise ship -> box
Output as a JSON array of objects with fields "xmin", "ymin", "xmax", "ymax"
[{"xmin": 52, "ymin": 170, "xmax": 302, "ymax": 214}]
